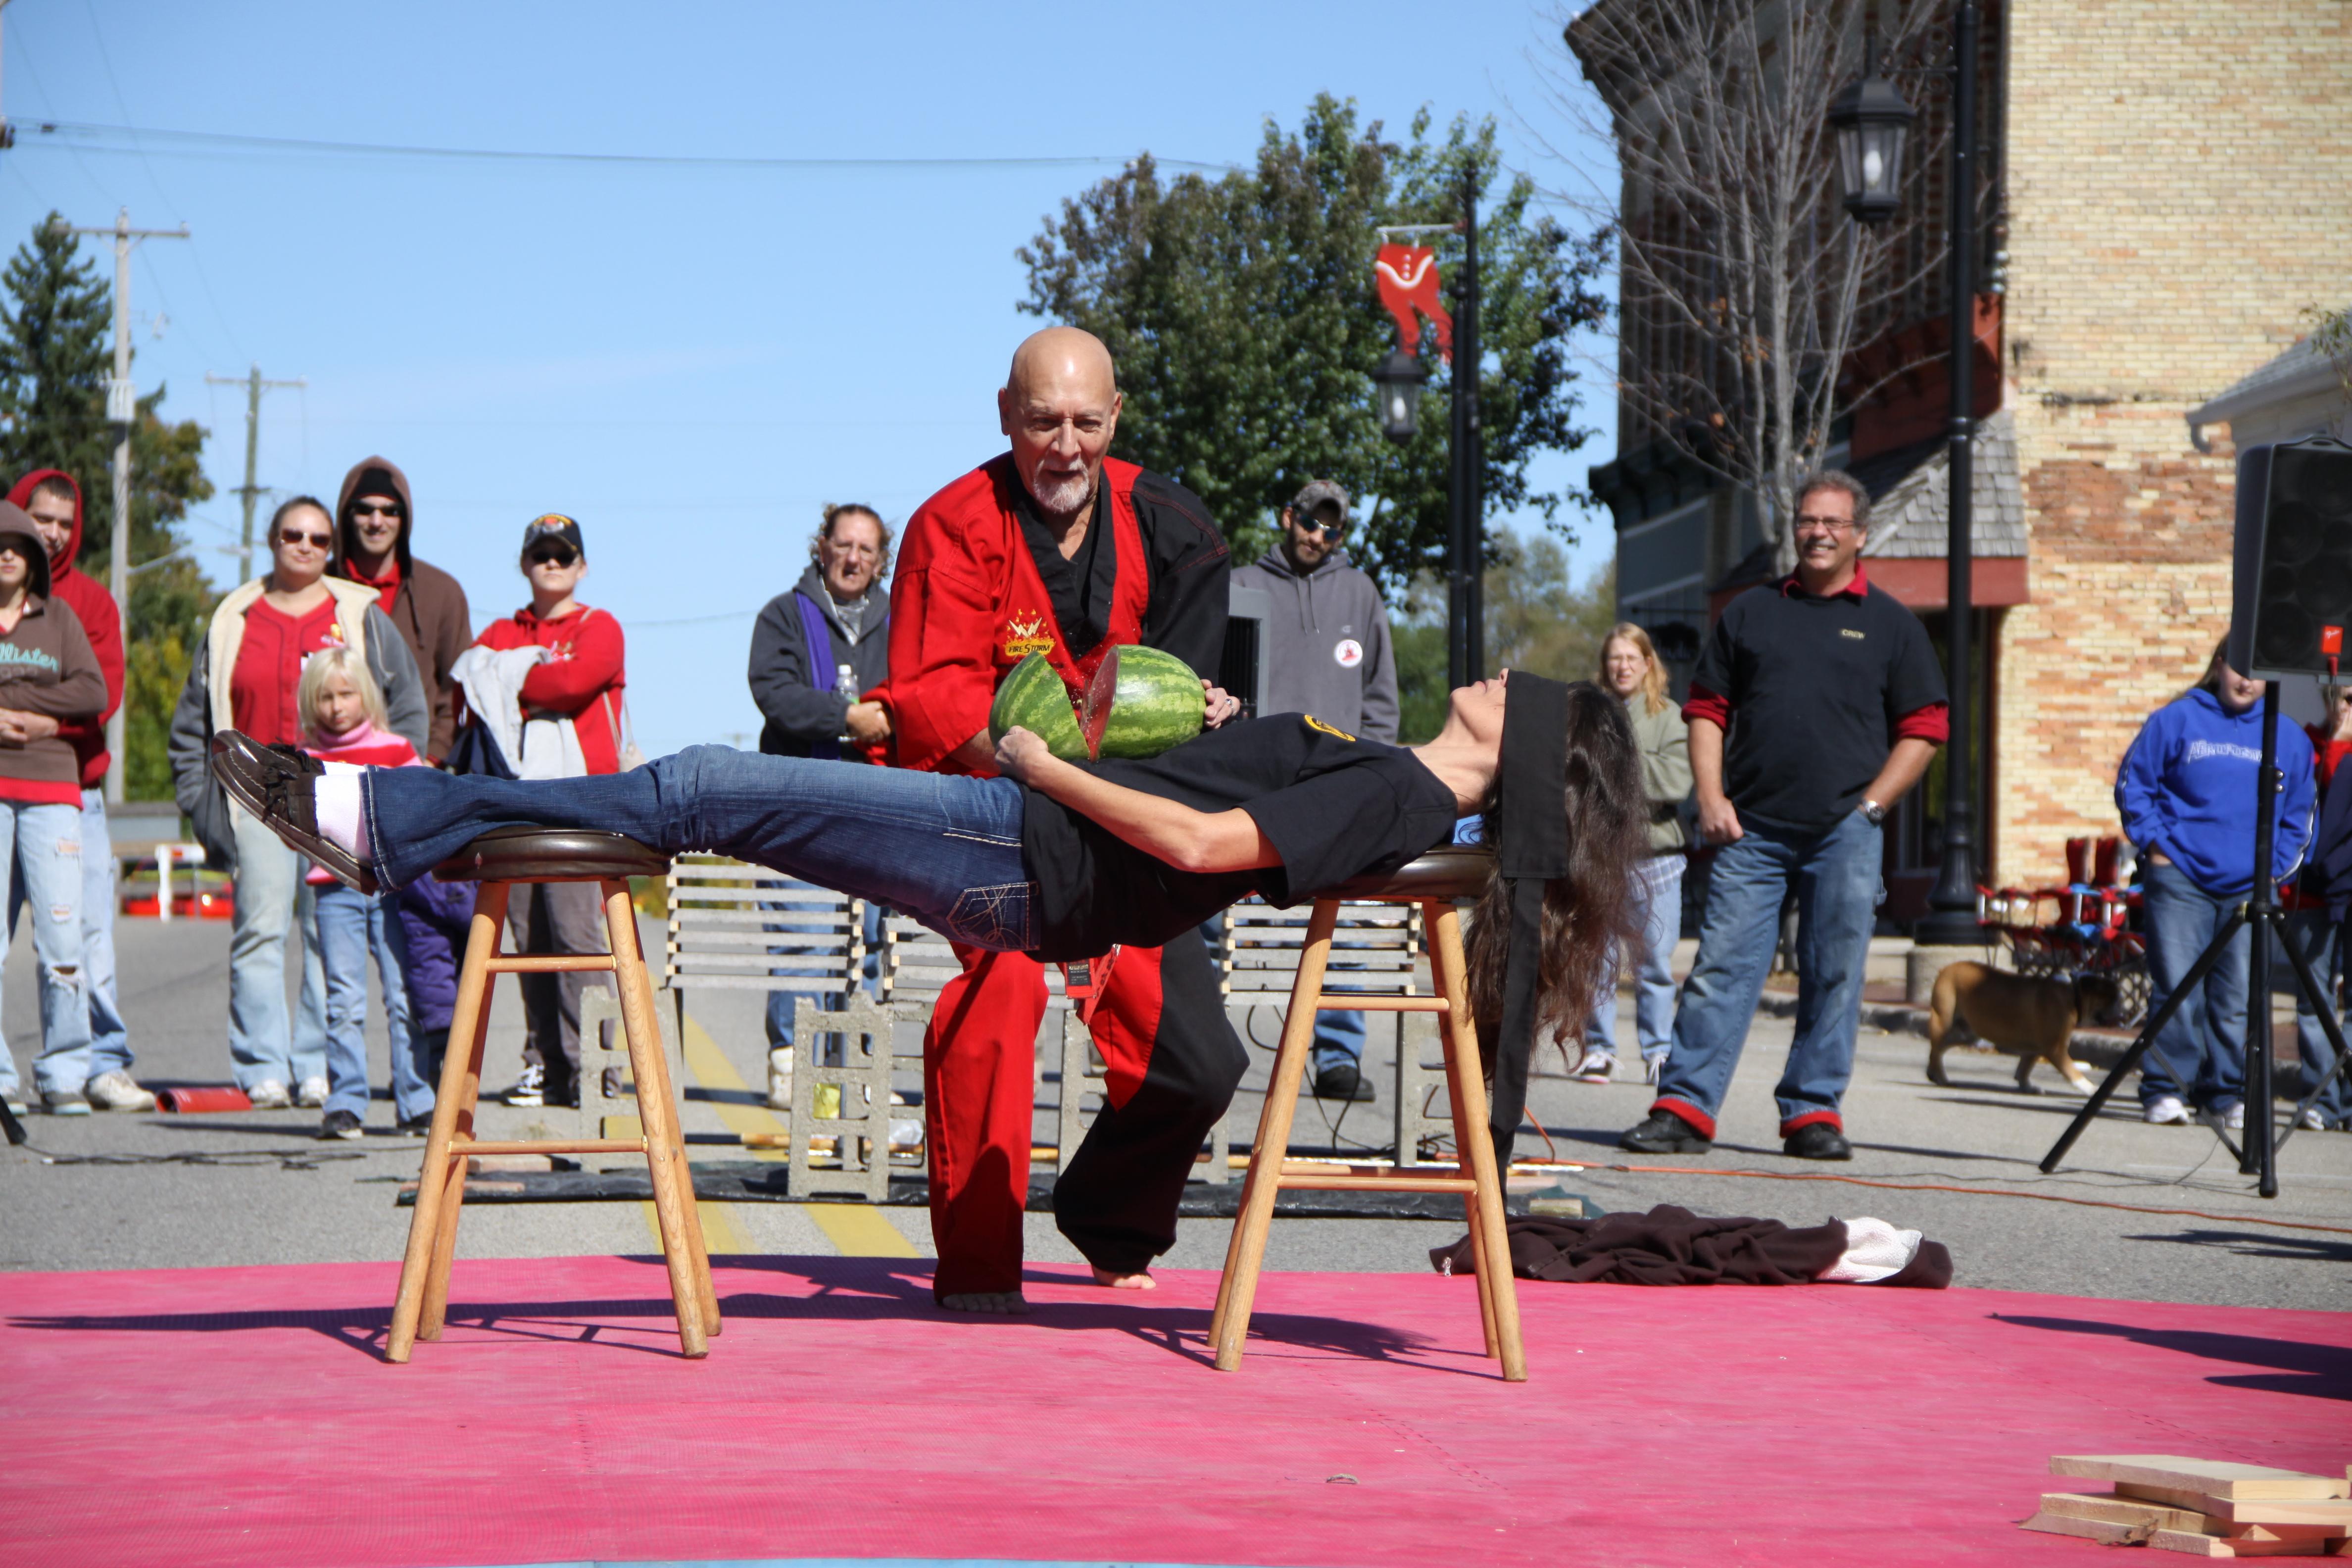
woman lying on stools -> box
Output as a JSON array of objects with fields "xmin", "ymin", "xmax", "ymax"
[{"xmin": 211, "ymin": 672, "xmax": 1648, "ymax": 1283}]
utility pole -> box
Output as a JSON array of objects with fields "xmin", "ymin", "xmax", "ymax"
[
  {"xmin": 206, "ymin": 366, "xmax": 305, "ymax": 569},
  {"xmin": 56, "ymin": 209, "xmax": 190, "ymax": 803}
]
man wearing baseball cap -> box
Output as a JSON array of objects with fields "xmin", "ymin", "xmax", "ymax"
[{"xmin": 1229, "ymin": 479, "xmax": 1399, "ymax": 1102}]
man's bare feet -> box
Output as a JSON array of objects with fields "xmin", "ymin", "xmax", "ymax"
[
  {"xmin": 1090, "ymin": 1265, "xmax": 1155, "ymax": 1290},
  {"xmin": 938, "ymin": 1291, "xmax": 1030, "ymax": 1315}
]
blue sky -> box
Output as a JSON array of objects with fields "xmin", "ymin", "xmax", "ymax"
[{"xmin": 1, "ymin": 0, "xmax": 1615, "ymax": 755}]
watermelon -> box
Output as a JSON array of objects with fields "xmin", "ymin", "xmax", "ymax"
[
  {"xmin": 1089, "ymin": 645, "xmax": 1206, "ymax": 759},
  {"xmin": 988, "ymin": 653, "xmax": 1088, "ymax": 760}
]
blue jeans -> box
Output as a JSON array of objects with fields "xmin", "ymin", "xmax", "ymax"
[
  {"xmin": 367, "ymin": 748, "xmax": 1034, "ymax": 950},
  {"xmin": 1655, "ymin": 811, "xmax": 1881, "ymax": 1135},
  {"xmin": 308, "ymin": 881, "xmax": 421, "ymax": 1121},
  {"xmin": 1586, "ymin": 852, "xmax": 1687, "ymax": 1062},
  {"xmin": 229, "ymin": 809, "xmax": 329, "ymax": 1092},
  {"xmin": 2285, "ymin": 911, "xmax": 2351, "ymax": 1127},
  {"xmin": 2139, "ymin": 860, "xmax": 2248, "ymax": 1113},
  {"xmin": 764, "ymin": 893, "xmax": 886, "ymax": 1051},
  {"xmin": 6, "ymin": 788, "xmax": 131, "ymax": 1081},
  {"xmin": 0, "ymin": 800, "xmax": 91, "ymax": 1097}
]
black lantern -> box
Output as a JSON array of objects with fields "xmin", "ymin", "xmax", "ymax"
[
  {"xmin": 1372, "ymin": 349, "xmax": 1425, "ymax": 442},
  {"xmin": 1827, "ymin": 54, "xmax": 1916, "ymax": 226}
]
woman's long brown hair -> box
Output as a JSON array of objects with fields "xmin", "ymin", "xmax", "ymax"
[{"xmin": 1463, "ymin": 679, "xmax": 1651, "ymax": 1047}]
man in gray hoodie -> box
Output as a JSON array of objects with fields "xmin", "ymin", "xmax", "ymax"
[{"xmin": 1229, "ymin": 480, "xmax": 1400, "ymax": 1101}]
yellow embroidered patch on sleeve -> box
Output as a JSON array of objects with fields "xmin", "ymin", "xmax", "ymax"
[{"xmin": 1302, "ymin": 714, "xmax": 1357, "ymax": 743}]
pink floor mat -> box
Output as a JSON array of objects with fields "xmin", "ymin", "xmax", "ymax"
[{"xmin": 1, "ymin": 1251, "xmax": 2344, "ymax": 1568}]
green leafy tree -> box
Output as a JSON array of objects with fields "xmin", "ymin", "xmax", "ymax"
[
  {"xmin": 1393, "ymin": 528, "xmax": 1618, "ymax": 742},
  {"xmin": 1019, "ymin": 95, "xmax": 1609, "ymax": 593},
  {"xmin": 0, "ymin": 213, "xmax": 214, "ymax": 797}
]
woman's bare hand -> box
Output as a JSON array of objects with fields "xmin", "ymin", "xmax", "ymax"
[
  {"xmin": 1201, "ymin": 681, "xmax": 1241, "ymax": 729},
  {"xmin": 993, "ymin": 726, "xmax": 1054, "ymax": 782},
  {"xmin": 845, "ymin": 700, "xmax": 892, "ymax": 746}
]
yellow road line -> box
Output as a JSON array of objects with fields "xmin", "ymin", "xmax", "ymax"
[
  {"xmin": 638, "ymin": 1198, "xmax": 750, "ymax": 1255},
  {"xmin": 801, "ymin": 1199, "xmax": 918, "ymax": 1257},
  {"xmin": 675, "ymin": 1009, "xmax": 918, "ymax": 1258}
]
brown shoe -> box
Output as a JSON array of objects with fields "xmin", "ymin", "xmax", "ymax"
[{"xmin": 208, "ymin": 731, "xmax": 377, "ymax": 893}]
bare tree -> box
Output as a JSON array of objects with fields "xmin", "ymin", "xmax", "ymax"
[{"xmin": 1541, "ymin": 0, "xmax": 1954, "ymax": 570}]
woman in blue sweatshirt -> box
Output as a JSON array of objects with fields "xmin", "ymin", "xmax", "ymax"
[{"xmin": 2115, "ymin": 641, "xmax": 2315, "ymax": 1128}]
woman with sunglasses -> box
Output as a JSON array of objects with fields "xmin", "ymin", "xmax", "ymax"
[
  {"xmin": 458, "ymin": 515, "xmax": 632, "ymax": 1110},
  {"xmin": 168, "ymin": 496, "xmax": 428, "ymax": 1110}
]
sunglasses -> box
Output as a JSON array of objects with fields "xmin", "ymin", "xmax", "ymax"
[
  {"xmin": 526, "ymin": 547, "xmax": 579, "ymax": 567},
  {"xmin": 281, "ymin": 528, "xmax": 333, "ymax": 548},
  {"xmin": 1295, "ymin": 517, "xmax": 1344, "ymax": 537},
  {"xmin": 350, "ymin": 502, "xmax": 402, "ymax": 519}
]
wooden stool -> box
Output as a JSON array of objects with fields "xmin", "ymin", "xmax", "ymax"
[
  {"xmin": 1209, "ymin": 846, "xmax": 1525, "ymax": 1380},
  {"xmin": 386, "ymin": 826, "xmax": 718, "ymax": 1364}
]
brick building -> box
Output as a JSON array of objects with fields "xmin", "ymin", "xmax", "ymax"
[{"xmin": 1581, "ymin": 0, "xmax": 2352, "ymax": 913}]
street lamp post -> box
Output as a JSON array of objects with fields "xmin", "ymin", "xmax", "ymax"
[
  {"xmin": 1448, "ymin": 179, "xmax": 1483, "ymax": 689},
  {"xmin": 1831, "ymin": 6, "xmax": 1983, "ymax": 946}
]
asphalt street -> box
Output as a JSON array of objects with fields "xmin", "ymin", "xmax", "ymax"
[{"xmin": 5, "ymin": 912, "xmax": 2348, "ymax": 1310}]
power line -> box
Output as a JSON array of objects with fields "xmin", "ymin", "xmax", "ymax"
[{"xmin": 18, "ymin": 118, "xmax": 1241, "ymax": 174}]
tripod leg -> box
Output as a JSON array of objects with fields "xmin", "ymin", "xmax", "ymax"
[
  {"xmin": 2269, "ymin": 909, "xmax": 2348, "ymax": 1156},
  {"xmin": 2041, "ymin": 905, "xmax": 2244, "ymax": 1173}
]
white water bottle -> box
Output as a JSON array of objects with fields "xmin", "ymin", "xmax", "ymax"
[{"xmin": 836, "ymin": 663, "xmax": 858, "ymax": 742}]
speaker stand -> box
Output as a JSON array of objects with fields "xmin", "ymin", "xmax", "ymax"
[{"xmin": 2041, "ymin": 682, "xmax": 2336, "ymax": 1199}]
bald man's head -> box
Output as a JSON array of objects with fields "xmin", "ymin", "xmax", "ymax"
[{"xmin": 999, "ymin": 327, "xmax": 1123, "ymax": 525}]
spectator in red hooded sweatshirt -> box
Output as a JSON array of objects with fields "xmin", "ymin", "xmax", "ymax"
[
  {"xmin": 4, "ymin": 469, "xmax": 150, "ymax": 1112},
  {"xmin": 451, "ymin": 514, "xmax": 631, "ymax": 1109}
]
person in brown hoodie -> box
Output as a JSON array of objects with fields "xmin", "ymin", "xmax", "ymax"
[
  {"xmin": 331, "ymin": 457, "xmax": 471, "ymax": 763},
  {"xmin": 0, "ymin": 501, "xmax": 109, "ymax": 1115}
]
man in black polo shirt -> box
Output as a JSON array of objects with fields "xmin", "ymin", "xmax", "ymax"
[{"xmin": 1620, "ymin": 471, "xmax": 1947, "ymax": 1161}]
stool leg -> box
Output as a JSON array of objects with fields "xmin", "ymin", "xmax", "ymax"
[
  {"xmin": 1423, "ymin": 908, "xmax": 1501, "ymax": 1359},
  {"xmin": 389, "ymin": 882, "xmax": 509, "ymax": 1363},
  {"xmin": 1428, "ymin": 902, "xmax": 1526, "ymax": 1382},
  {"xmin": 1212, "ymin": 899, "xmax": 1337, "ymax": 1372},
  {"xmin": 605, "ymin": 880, "xmax": 714, "ymax": 1356},
  {"xmin": 422, "ymin": 886, "xmax": 510, "ymax": 1341}
]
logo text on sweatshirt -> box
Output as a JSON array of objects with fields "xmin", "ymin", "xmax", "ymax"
[
  {"xmin": 2184, "ymin": 739, "xmax": 2261, "ymax": 764},
  {"xmin": 0, "ymin": 643, "xmax": 60, "ymax": 675}
]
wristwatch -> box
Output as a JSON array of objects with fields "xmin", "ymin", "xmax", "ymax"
[{"xmin": 1859, "ymin": 799, "xmax": 1887, "ymax": 827}]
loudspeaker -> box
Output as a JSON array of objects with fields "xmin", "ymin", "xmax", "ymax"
[
  {"xmin": 1221, "ymin": 583, "xmax": 1272, "ymax": 721},
  {"xmin": 2229, "ymin": 435, "xmax": 2352, "ymax": 681}
]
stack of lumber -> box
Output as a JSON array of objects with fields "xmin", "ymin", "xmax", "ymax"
[{"xmin": 2024, "ymin": 1456, "xmax": 2352, "ymax": 1556}]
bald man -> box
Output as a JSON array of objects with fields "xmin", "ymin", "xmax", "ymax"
[{"xmin": 876, "ymin": 327, "xmax": 1241, "ymax": 1313}]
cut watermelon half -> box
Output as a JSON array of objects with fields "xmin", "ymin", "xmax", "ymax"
[{"xmin": 1078, "ymin": 646, "xmax": 1119, "ymax": 761}]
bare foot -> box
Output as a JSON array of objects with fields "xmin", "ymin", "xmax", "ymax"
[
  {"xmin": 1090, "ymin": 1265, "xmax": 1155, "ymax": 1290},
  {"xmin": 938, "ymin": 1291, "xmax": 1030, "ymax": 1315}
]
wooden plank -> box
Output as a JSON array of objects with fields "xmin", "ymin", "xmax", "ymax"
[
  {"xmin": 2056, "ymin": 1458, "xmax": 2349, "ymax": 1501},
  {"xmin": 2202, "ymin": 1501, "xmax": 2352, "ymax": 1529},
  {"xmin": 2041, "ymin": 1492, "xmax": 2207, "ymax": 1531},
  {"xmin": 2022, "ymin": 1512, "xmax": 2147, "ymax": 1544},
  {"xmin": 2149, "ymin": 1528, "xmax": 2333, "ymax": 1557}
]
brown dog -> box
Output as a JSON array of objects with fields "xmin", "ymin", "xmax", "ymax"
[{"xmin": 1926, "ymin": 962, "xmax": 2117, "ymax": 1093}]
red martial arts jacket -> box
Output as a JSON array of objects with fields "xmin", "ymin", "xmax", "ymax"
[{"xmin": 879, "ymin": 453, "xmax": 1230, "ymax": 775}]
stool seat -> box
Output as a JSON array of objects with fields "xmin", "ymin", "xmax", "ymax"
[
  {"xmin": 433, "ymin": 825, "xmax": 671, "ymax": 884},
  {"xmin": 1330, "ymin": 844, "xmax": 1494, "ymax": 903}
]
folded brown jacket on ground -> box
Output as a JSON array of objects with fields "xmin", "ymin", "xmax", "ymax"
[{"xmin": 1428, "ymin": 1204, "xmax": 1953, "ymax": 1288}]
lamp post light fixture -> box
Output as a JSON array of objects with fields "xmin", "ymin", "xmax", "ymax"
[
  {"xmin": 1372, "ymin": 349, "xmax": 1425, "ymax": 443},
  {"xmin": 1828, "ymin": 48, "xmax": 1917, "ymax": 226}
]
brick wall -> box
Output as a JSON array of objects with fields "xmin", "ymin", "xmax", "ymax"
[{"xmin": 1992, "ymin": 0, "xmax": 2352, "ymax": 883}]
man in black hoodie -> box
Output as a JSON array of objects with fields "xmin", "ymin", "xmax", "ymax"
[
  {"xmin": 746, "ymin": 503, "xmax": 893, "ymax": 1082},
  {"xmin": 332, "ymin": 457, "xmax": 472, "ymax": 763}
]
